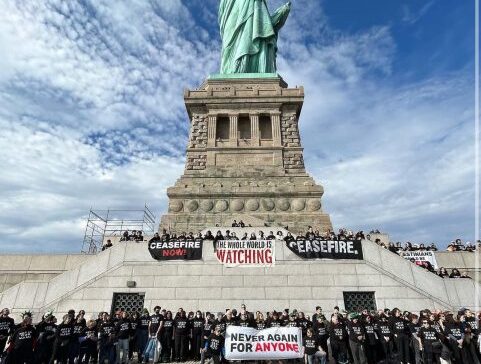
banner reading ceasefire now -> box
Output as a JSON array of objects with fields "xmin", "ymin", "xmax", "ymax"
[{"xmin": 225, "ymin": 326, "xmax": 303, "ymax": 360}]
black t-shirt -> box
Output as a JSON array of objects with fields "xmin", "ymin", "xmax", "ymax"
[
  {"xmin": 286, "ymin": 319, "xmax": 299, "ymax": 328},
  {"xmin": 303, "ymin": 336, "xmax": 319, "ymax": 355},
  {"xmin": 116, "ymin": 319, "xmax": 131, "ymax": 340},
  {"xmin": 313, "ymin": 322, "xmax": 328, "ymax": 339},
  {"xmin": 203, "ymin": 321, "xmax": 213, "ymax": 338},
  {"xmin": 192, "ymin": 318, "xmax": 204, "ymax": 334},
  {"xmin": 207, "ymin": 333, "xmax": 224, "ymax": 356},
  {"xmin": 465, "ymin": 317, "xmax": 479, "ymax": 334},
  {"xmin": 238, "ymin": 318, "xmax": 253, "ymax": 328},
  {"xmin": 80, "ymin": 327, "xmax": 98, "ymax": 348},
  {"xmin": 174, "ymin": 318, "xmax": 190, "ymax": 336},
  {"xmin": 255, "ymin": 320, "xmax": 266, "ymax": 330},
  {"xmin": 57, "ymin": 323, "xmax": 73, "ymax": 340},
  {"xmin": 419, "ymin": 327, "xmax": 440, "ymax": 346},
  {"xmin": 377, "ymin": 321, "xmax": 392, "ymax": 339},
  {"xmin": 149, "ymin": 313, "xmax": 164, "ymax": 334},
  {"xmin": 389, "ymin": 317, "xmax": 407, "ymax": 335},
  {"xmin": 268, "ymin": 319, "xmax": 282, "ymax": 328},
  {"xmin": 214, "ymin": 319, "xmax": 226, "ymax": 334},
  {"xmin": 161, "ymin": 319, "xmax": 174, "ymax": 337},
  {"xmin": 12, "ymin": 325, "xmax": 37, "ymax": 350},
  {"xmin": 73, "ymin": 321, "xmax": 86, "ymax": 337},
  {"xmin": 297, "ymin": 319, "xmax": 311, "ymax": 333},
  {"xmin": 224, "ymin": 318, "xmax": 238, "ymax": 329},
  {"xmin": 445, "ymin": 323, "xmax": 463, "ymax": 340},
  {"xmin": 409, "ymin": 323, "xmax": 421, "ymax": 336},
  {"xmin": 100, "ymin": 321, "xmax": 116, "ymax": 339},
  {"xmin": 329, "ymin": 323, "xmax": 347, "ymax": 343},
  {"xmin": 139, "ymin": 316, "xmax": 150, "ymax": 330},
  {"xmin": 130, "ymin": 318, "xmax": 139, "ymax": 332},
  {"xmin": 363, "ymin": 323, "xmax": 377, "ymax": 345},
  {"xmin": 0, "ymin": 317, "xmax": 15, "ymax": 337},
  {"xmin": 347, "ymin": 321, "xmax": 365, "ymax": 343}
]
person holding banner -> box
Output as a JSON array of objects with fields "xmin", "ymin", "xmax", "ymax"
[
  {"xmin": 201, "ymin": 326, "xmax": 224, "ymax": 364},
  {"xmin": 303, "ymin": 328, "xmax": 327, "ymax": 364},
  {"xmin": 255, "ymin": 312, "xmax": 266, "ymax": 330}
]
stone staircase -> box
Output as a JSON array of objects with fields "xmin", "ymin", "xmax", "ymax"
[{"xmin": 0, "ymin": 236, "xmax": 479, "ymax": 321}]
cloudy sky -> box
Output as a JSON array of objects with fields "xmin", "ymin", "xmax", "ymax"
[{"xmin": 0, "ymin": 0, "xmax": 475, "ymax": 253}]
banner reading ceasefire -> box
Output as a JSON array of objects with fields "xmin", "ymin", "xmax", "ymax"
[
  {"xmin": 287, "ymin": 239, "xmax": 363, "ymax": 260},
  {"xmin": 215, "ymin": 240, "xmax": 275, "ymax": 267},
  {"xmin": 225, "ymin": 326, "xmax": 303, "ymax": 361},
  {"xmin": 148, "ymin": 240, "xmax": 203, "ymax": 261}
]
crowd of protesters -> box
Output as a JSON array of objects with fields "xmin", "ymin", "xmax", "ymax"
[{"xmin": 0, "ymin": 304, "xmax": 480, "ymax": 364}]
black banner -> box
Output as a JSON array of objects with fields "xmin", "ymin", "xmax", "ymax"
[
  {"xmin": 148, "ymin": 240, "xmax": 203, "ymax": 260},
  {"xmin": 286, "ymin": 240, "xmax": 363, "ymax": 260}
]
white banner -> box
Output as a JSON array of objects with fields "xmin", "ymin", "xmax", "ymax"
[
  {"xmin": 215, "ymin": 240, "xmax": 275, "ymax": 267},
  {"xmin": 400, "ymin": 250, "xmax": 438, "ymax": 269},
  {"xmin": 225, "ymin": 326, "xmax": 303, "ymax": 360}
]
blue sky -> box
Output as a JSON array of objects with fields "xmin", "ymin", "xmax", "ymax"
[{"xmin": 0, "ymin": 0, "xmax": 476, "ymax": 253}]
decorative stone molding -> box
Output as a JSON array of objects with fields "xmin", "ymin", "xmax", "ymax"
[
  {"xmin": 231, "ymin": 200, "xmax": 245, "ymax": 212},
  {"xmin": 170, "ymin": 200, "xmax": 183, "ymax": 213},
  {"xmin": 277, "ymin": 198, "xmax": 290, "ymax": 211},
  {"xmin": 189, "ymin": 114, "xmax": 208, "ymax": 148},
  {"xmin": 307, "ymin": 199, "xmax": 321, "ymax": 211},
  {"xmin": 186, "ymin": 153, "xmax": 207, "ymax": 170},
  {"xmin": 292, "ymin": 199, "xmax": 306, "ymax": 211},
  {"xmin": 186, "ymin": 200, "xmax": 199, "ymax": 212},
  {"xmin": 261, "ymin": 199, "xmax": 275, "ymax": 211},
  {"xmin": 246, "ymin": 199, "xmax": 260, "ymax": 212},
  {"xmin": 215, "ymin": 200, "xmax": 229, "ymax": 212},
  {"xmin": 200, "ymin": 200, "xmax": 214, "ymax": 212}
]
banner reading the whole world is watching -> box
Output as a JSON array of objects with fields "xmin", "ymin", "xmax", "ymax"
[{"xmin": 215, "ymin": 240, "xmax": 275, "ymax": 267}]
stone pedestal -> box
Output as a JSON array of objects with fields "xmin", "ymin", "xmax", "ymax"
[{"xmin": 160, "ymin": 75, "xmax": 332, "ymax": 234}]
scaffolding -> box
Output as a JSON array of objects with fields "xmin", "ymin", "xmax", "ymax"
[{"xmin": 81, "ymin": 204, "xmax": 156, "ymax": 254}]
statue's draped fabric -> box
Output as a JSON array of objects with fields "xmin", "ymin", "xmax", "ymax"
[{"xmin": 219, "ymin": 0, "xmax": 291, "ymax": 74}]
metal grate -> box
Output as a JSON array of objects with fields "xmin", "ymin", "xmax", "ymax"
[
  {"xmin": 343, "ymin": 291, "xmax": 376, "ymax": 312},
  {"xmin": 111, "ymin": 293, "xmax": 145, "ymax": 316}
]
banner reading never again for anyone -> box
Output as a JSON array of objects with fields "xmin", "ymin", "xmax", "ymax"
[
  {"xmin": 287, "ymin": 239, "xmax": 363, "ymax": 260},
  {"xmin": 148, "ymin": 240, "xmax": 203, "ymax": 261},
  {"xmin": 225, "ymin": 326, "xmax": 303, "ymax": 361},
  {"xmin": 215, "ymin": 240, "xmax": 275, "ymax": 267}
]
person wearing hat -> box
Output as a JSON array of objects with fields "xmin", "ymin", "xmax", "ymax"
[
  {"xmin": 328, "ymin": 314, "xmax": 349, "ymax": 364},
  {"xmin": 347, "ymin": 312, "xmax": 367, "ymax": 364}
]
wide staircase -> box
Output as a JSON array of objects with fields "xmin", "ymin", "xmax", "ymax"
[{"xmin": 0, "ymin": 231, "xmax": 479, "ymax": 320}]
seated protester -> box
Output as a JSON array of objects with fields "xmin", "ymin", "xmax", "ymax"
[
  {"xmin": 404, "ymin": 242, "xmax": 414, "ymax": 251},
  {"xmin": 362, "ymin": 315, "xmax": 377, "ymax": 364},
  {"xmin": 328, "ymin": 314, "xmax": 349, "ymax": 364},
  {"xmin": 460, "ymin": 270, "xmax": 471, "ymax": 278},
  {"xmin": 231, "ymin": 220, "xmax": 238, "ymax": 227},
  {"xmin": 267, "ymin": 312, "xmax": 283, "ymax": 328},
  {"xmin": 449, "ymin": 268, "xmax": 461, "ymax": 278},
  {"xmin": 241, "ymin": 232, "xmax": 248, "ymax": 240},
  {"xmin": 438, "ymin": 267, "xmax": 449, "ymax": 278},
  {"xmin": 258, "ymin": 230, "xmax": 265, "ymax": 239},
  {"xmin": 178, "ymin": 231, "xmax": 187, "ymax": 240},
  {"xmin": 428, "ymin": 243, "xmax": 438, "ymax": 251},
  {"xmin": 160, "ymin": 228, "xmax": 170, "ymax": 242},
  {"xmin": 303, "ymin": 327, "xmax": 327, "ymax": 364},
  {"xmin": 388, "ymin": 242, "xmax": 398, "ymax": 254},
  {"xmin": 101, "ymin": 239, "xmax": 113, "ymax": 251},
  {"xmin": 231, "ymin": 232, "xmax": 239, "ymax": 240},
  {"xmin": 346, "ymin": 313, "xmax": 367, "ymax": 364},
  {"xmin": 120, "ymin": 230, "xmax": 130, "ymax": 241},
  {"xmin": 239, "ymin": 220, "xmax": 245, "ymax": 227},
  {"xmin": 115, "ymin": 311, "xmax": 131, "ymax": 364},
  {"xmin": 149, "ymin": 233, "xmax": 161, "ymax": 242},
  {"xmin": 266, "ymin": 231, "xmax": 276, "ymax": 240},
  {"xmin": 355, "ymin": 230, "xmax": 365, "ymax": 240},
  {"xmin": 297, "ymin": 312, "xmax": 312, "ymax": 335},
  {"xmin": 0, "ymin": 308, "xmax": 15, "ymax": 356},
  {"xmin": 160, "ymin": 311, "xmax": 174, "ymax": 362},
  {"xmin": 277, "ymin": 231, "xmax": 284, "ymax": 238},
  {"xmin": 418, "ymin": 318, "xmax": 441, "ymax": 364},
  {"xmin": 446, "ymin": 242, "xmax": 458, "ymax": 252},
  {"xmin": 51, "ymin": 314, "xmax": 73, "ymax": 364},
  {"xmin": 135, "ymin": 230, "xmax": 144, "ymax": 241},
  {"xmin": 129, "ymin": 230, "xmax": 137, "ymax": 241},
  {"xmin": 376, "ymin": 313, "xmax": 394, "ymax": 363},
  {"xmin": 284, "ymin": 232, "xmax": 295, "ymax": 243},
  {"xmin": 7, "ymin": 312, "xmax": 37, "ymax": 364},
  {"xmin": 203, "ymin": 230, "xmax": 214, "ymax": 240},
  {"xmin": 186, "ymin": 232, "xmax": 195, "ymax": 241},
  {"xmin": 98, "ymin": 312, "xmax": 116, "ymax": 364},
  {"xmin": 465, "ymin": 241, "xmax": 475, "ymax": 252},
  {"xmin": 306, "ymin": 226, "xmax": 315, "ymax": 240},
  {"xmin": 201, "ymin": 325, "xmax": 225, "ymax": 364},
  {"xmin": 78, "ymin": 319, "xmax": 98, "ymax": 364},
  {"xmin": 249, "ymin": 232, "xmax": 257, "ymax": 240}
]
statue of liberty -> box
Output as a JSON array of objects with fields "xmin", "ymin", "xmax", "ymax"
[{"xmin": 219, "ymin": 0, "xmax": 291, "ymax": 74}]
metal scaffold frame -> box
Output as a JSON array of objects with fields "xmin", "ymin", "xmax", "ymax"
[{"xmin": 81, "ymin": 204, "xmax": 156, "ymax": 254}]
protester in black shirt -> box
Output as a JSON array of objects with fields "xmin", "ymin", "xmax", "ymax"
[
  {"xmin": 149, "ymin": 233, "xmax": 161, "ymax": 242},
  {"xmin": 78, "ymin": 319, "xmax": 98, "ymax": 364},
  {"xmin": 191, "ymin": 311, "xmax": 204, "ymax": 360},
  {"xmin": 297, "ymin": 312, "xmax": 311, "ymax": 335},
  {"xmin": 389, "ymin": 308, "xmax": 410, "ymax": 364},
  {"xmin": 160, "ymin": 310, "xmax": 174, "ymax": 362},
  {"xmin": 35, "ymin": 313, "xmax": 57, "ymax": 364},
  {"xmin": 444, "ymin": 314, "xmax": 465, "ymax": 364},
  {"xmin": 174, "ymin": 310, "xmax": 190, "ymax": 361},
  {"xmin": 267, "ymin": 312, "xmax": 282, "ymax": 328},
  {"xmin": 347, "ymin": 313, "xmax": 367, "ymax": 364},
  {"xmin": 115, "ymin": 311, "xmax": 131, "ymax": 364},
  {"xmin": 214, "ymin": 313, "xmax": 226, "ymax": 336},
  {"xmin": 286, "ymin": 313, "xmax": 299, "ymax": 328},
  {"xmin": 408, "ymin": 314, "xmax": 422, "ymax": 364},
  {"xmin": 255, "ymin": 312, "xmax": 266, "ymax": 330},
  {"xmin": 376, "ymin": 314, "xmax": 394, "ymax": 362},
  {"xmin": 303, "ymin": 328, "xmax": 327, "ymax": 364},
  {"xmin": 224, "ymin": 310, "xmax": 238, "ymax": 330},
  {"xmin": 362, "ymin": 315, "xmax": 377, "ymax": 364},
  {"xmin": 313, "ymin": 315, "xmax": 329, "ymax": 360},
  {"xmin": 201, "ymin": 326, "xmax": 225, "ymax": 364},
  {"xmin": 50, "ymin": 314, "xmax": 73, "ymax": 364},
  {"xmin": 328, "ymin": 314, "xmax": 349, "ymax": 364},
  {"xmin": 8, "ymin": 313, "xmax": 36, "ymax": 364},
  {"xmin": 98, "ymin": 312, "xmax": 116, "ymax": 364},
  {"xmin": 0, "ymin": 308, "xmax": 14, "ymax": 354},
  {"xmin": 202, "ymin": 313, "xmax": 215, "ymax": 355},
  {"xmin": 136, "ymin": 309, "xmax": 150, "ymax": 363},
  {"xmin": 418, "ymin": 319, "xmax": 441, "ymax": 364},
  {"xmin": 69, "ymin": 311, "xmax": 86, "ymax": 363}
]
